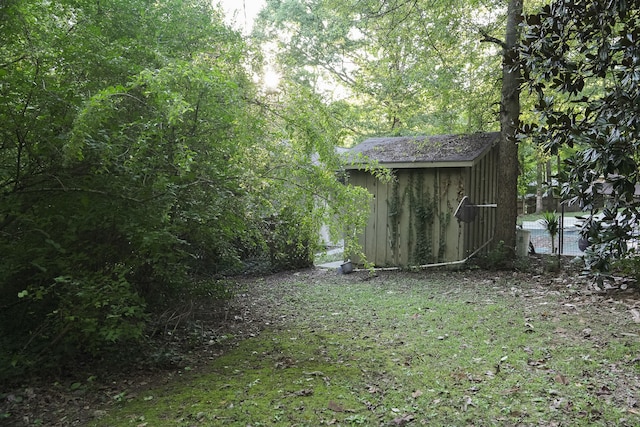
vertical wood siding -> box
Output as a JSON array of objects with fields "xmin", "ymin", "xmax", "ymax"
[
  {"xmin": 463, "ymin": 147, "xmax": 498, "ymax": 255},
  {"xmin": 349, "ymin": 167, "xmax": 468, "ymax": 266}
]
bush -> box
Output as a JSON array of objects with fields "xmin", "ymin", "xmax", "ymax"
[
  {"xmin": 263, "ymin": 207, "xmax": 315, "ymax": 272},
  {"xmin": 0, "ymin": 267, "xmax": 147, "ymax": 380}
]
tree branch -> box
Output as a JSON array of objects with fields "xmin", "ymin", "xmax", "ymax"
[
  {"xmin": 479, "ymin": 31, "xmax": 506, "ymax": 50},
  {"xmin": 0, "ymin": 54, "xmax": 27, "ymax": 68},
  {"xmin": 18, "ymin": 187, "xmax": 143, "ymax": 202}
]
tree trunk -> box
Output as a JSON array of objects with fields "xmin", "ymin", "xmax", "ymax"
[{"xmin": 494, "ymin": 0, "xmax": 522, "ymax": 255}]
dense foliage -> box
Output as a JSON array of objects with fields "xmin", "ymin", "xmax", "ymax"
[
  {"xmin": 521, "ymin": 0, "xmax": 640, "ymax": 281},
  {"xmin": 0, "ymin": 0, "xmax": 369, "ymax": 380},
  {"xmin": 253, "ymin": 0, "xmax": 505, "ymax": 137}
]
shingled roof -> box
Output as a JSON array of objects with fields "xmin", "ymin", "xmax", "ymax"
[{"xmin": 345, "ymin": 132, "xmax": 499, "ymax": 169}]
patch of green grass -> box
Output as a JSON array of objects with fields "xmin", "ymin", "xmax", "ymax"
[{"xmin": 90, "ymin": 272, "xmax": 640, "ymax": 426}]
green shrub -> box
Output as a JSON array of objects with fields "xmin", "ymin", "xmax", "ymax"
[
  {"xmin": 263, "ymin": 207, "xmax": 315, "ymax": 272},
  {"xmin": 0, "ymin": 266, "xmax": 147, "ymax": 380}
]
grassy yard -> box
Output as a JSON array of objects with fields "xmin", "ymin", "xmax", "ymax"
[{"xmin": 79, "ymin": 267, "xmax": 640, "ymax": 427}]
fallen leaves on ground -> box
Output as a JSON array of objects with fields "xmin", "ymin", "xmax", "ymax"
[{"xmin": 390, "ymin": 413, "xmax": 415, "ymax": 426}]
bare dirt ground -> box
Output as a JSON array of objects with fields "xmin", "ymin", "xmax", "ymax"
[{"xmin": 2, "ymin": 257, "xmax": 639, "ymax": 426}]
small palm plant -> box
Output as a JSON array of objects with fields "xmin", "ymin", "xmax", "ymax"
[{"xmin": 541, "ymin": 211, "xmax": 560, "ymax": 254}]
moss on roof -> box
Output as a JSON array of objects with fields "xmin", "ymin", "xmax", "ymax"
[{"xmin": 348, "ymin": 132, "xmax": 499, "ymax": 165}]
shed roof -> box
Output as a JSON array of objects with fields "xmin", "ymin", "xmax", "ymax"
[{"xmin": 345, "ymin": 132, "xmax": 499, "ymax": 169}]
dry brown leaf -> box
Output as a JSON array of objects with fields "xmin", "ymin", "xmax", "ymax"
[
  {"xmin": 555, "ymin": 374, "xmax": 570, "ymax": 385},
  {"xmin": 501, "ymin": 387, "xmax": 520, "ymax": 395},
  {"xmin": 461, "ymin": 395, "xmax": 474, "ymax": 412},
  {"xmin": 327, "ymin": 401, "xmax": 344, "ymax": 412},
  {"xmin": 411, "ymin": 389, "xmax": 423, "ymax": 399},
  {"xmin": 391, "ymin": 414, "xmax": 415, "ymax": 426}
]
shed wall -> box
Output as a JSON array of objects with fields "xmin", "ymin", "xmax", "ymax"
[
  {"xmin": 463, "ymin": 146, "xmax": 499, "ymax": 255},
  {"xmin": 349, "ymin": 168, "xmax": 465, "ymax": 266}
]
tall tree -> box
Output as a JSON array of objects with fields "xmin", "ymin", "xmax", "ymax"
[
  {"xmin": 472, "ymin": 0, "xmax": 552, "ymax": 253},
  {"xmin": 483, "ymin": 0, "xmax": 523, "ymax": 254},
  {"xmin": 253, "ymin": 0, "xmax": 503, "ymax": 136}
]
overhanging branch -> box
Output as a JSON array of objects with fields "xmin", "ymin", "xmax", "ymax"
[{"xmin": 480, "ymin": 31, "xmax": 506, "ymax": 50}]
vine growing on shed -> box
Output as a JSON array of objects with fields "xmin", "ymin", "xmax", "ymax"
[
  {"xmin": 386, "ymin": 176, "xmax": 402, "ymax": 264},
  {"xmin": 438, "ymin": 211, "xmax": 452, "ymax": 261},
  {"xmin": 437, "ymin": 176, "xmax": 453, "ymax": 262},
  {"xmin": 408, "ymin": 172, "xmax": 436, "ymax": 265}
]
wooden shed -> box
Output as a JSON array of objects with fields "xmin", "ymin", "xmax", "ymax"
[{"xmin": 345, "ymin": 132, "xmax": 500, "ymax": 267}]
